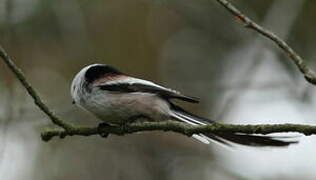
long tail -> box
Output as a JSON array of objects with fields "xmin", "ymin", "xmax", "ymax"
[{"xmin": 169, "ymin": 104, "xmax": 298, "ymax": 147}]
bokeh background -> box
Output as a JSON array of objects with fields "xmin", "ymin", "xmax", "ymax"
[{"xmin": 1, "ymin": 0, "xmax": 316, "ymax": 179}]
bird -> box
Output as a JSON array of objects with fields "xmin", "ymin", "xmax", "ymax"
[{"xmin": 70, "ymin": 63, "xmax": 298, "ymax": 147}]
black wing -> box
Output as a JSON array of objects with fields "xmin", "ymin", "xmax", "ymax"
[{"xmin": 98, "ymin": 83, "xmax": 199, "ymax": 103}]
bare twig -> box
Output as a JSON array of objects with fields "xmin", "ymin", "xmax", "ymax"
[
  {"xmin": 41, "ymin": 121, "xmax": 316, "ymax": 142},
  {"xmin": 0, "ymin": 46, "xmax": 74, "ymax": 131},
  {"xmin": 216, "ymin": 0, "xmax": 316, "ymax": 85}
]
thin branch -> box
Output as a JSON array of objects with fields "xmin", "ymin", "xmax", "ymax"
[
  {"xmin": 215, "ymin": 0, "xmax": 316, "ymax": 85},
  {"xmin": 0, "ymin": 46, "xmax": 74, "ymax": 131},
  {"xmin": 41, "ymin": 121, "xmax": 316, "ymax": 142}
]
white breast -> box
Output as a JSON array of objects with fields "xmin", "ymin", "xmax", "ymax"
[{"xmin": 79, "ymin": 89, "xmax": 172, "ymax": 125}]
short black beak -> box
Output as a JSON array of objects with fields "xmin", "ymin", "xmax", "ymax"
[{"xmin": 72, "ymin": 100, "xmax": 76, "ymax": 104}]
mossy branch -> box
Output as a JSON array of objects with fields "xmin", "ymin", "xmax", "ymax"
[{"xmin": 41, "ymin": 121, "xmax": 316, "ymax": 142}]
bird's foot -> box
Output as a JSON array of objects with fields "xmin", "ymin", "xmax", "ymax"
[{"xmin": 97, "ymin": 122, "xmax": 111, "ymax": 138}]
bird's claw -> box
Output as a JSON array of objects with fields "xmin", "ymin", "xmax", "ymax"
[{"xmin": 97, "ymin": 122, "xmax": 110, "ymax": 138}]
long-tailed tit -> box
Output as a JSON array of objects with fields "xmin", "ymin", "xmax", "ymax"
[{"xmin": 71, "ymin": 64, "xmax": 297, "ymax": 147}]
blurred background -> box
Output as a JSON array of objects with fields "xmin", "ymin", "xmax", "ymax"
[{"xmin": 1, "ymin": 0, "xmax": 316, "ymax": 179}]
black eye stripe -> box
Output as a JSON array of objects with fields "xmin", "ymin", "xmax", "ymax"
[{"xmin": 85, "ymin": 64, "xmax": 123, "ymax": 83}]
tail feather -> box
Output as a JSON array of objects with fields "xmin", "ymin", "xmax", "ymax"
[
  {"xmin": 169, "ymin": 104, "xmax": 298, "ymax": 147},
  {"xmin": 208, "ymin": 133, "xmax": 297, "ymax": 147}
]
